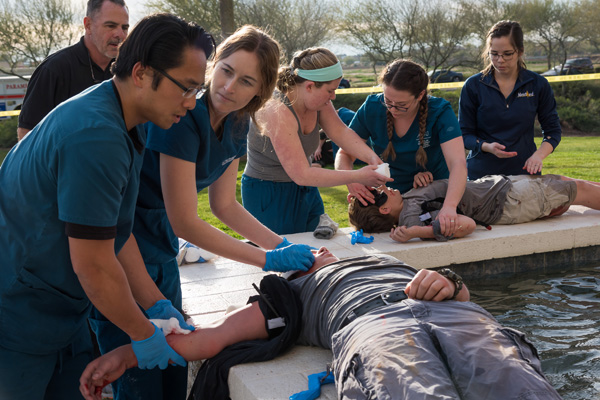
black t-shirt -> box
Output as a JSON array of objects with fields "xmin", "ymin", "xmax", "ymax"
[{"xmin": 18, "ymin": 36, "xmax": 114, "ymax": 130}]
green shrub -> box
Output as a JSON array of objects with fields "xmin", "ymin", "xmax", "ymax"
[
  {"xmin": 0, "ymin": 117, "xmax": 18, "ymax": 148},
  {"xmin": 333, "ymin": 93, "xmax": 370, "ymax": 112},
  {"xmin": 430, "ymin": 89, "xmax": 460, "ymax": 114}
]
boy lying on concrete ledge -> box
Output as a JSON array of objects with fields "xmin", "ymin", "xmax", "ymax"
[
  {"xmin": 80, "ymin": 248, "xmax": 561, "ymax": 400},
  {"xmin": 349, "ymin": 174, "xmax": 600, "ymax": 242}
]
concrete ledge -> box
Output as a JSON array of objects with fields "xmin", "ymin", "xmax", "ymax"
[{"xmin": 182, "ymin": 206, "xmax": 600, "ymax": 398}]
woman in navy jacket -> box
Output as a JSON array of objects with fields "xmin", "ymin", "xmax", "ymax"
[{"xmin": 458, "ymin": 20, "xmax": 561, "ymax": 180}]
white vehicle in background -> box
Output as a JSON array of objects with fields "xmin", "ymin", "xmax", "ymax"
[{"xmin": 0, "ymin": 75, "xmax": 29, "ymax": 119}]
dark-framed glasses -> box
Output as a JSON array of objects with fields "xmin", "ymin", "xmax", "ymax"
[
  {"xmin": 359, "ymin": 188, "xmax": 388, "ymax": 208},
  {"xmin": 155, "ymin": 68, "xmax": 201, "ymax": 98},
  {"xmin": 380, "ymin": 96, "xmax": 412, "ymax": 112},
  {"xmin": 489, "ymin": 51, "xmax": 516, "ymax": 61}
]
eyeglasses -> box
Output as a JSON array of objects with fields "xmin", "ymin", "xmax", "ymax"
[
  {"xmin": 380, "ymin": 96, "xmax": 413, "ymax": 112},
  {"xmin": 489, "ymin": 51, "xmax": 516, "ymax": 61},
  {"xmin": 155, "ymin": 68, "xmax": 202, "ymax": 98},
  {"xmin": 359, "ymin": 189, "xmax": 388, "ymax": 208}
]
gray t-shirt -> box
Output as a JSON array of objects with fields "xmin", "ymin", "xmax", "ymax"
[
  {"xmin": 398, "ymin": 175, "xmax": 513, "ymax": 229},
  {"xmin": 244, "ymin": 92, "xmax": 320, "ymax": 182},
  {"xmin": 289, "ymin": 254, "xmax": 417, "ymax": 349}
]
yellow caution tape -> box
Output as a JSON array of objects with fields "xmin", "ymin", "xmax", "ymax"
[
  {"xmin": 543, "ymin": 73, "xmax": 600, "ymax": 82},
  {"xmin": 1, "ymin": 73, "xmax": 599, "ymax": 117},
  {"xmin": 334, "ymin": 72, "xmax": 600, "ymax": 95},
  {"xmin": 0, "ymin": 110, "xmax": 21, "ymax": 117}
]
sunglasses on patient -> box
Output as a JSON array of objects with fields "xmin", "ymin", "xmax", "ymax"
[{"xmin": 359, "ymin": 189, "xmax": 388, "ymax": 208}]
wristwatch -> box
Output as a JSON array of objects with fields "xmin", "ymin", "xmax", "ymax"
[{"xmin": 437, "ymin": 268, "xmax": 463, "ymax": 300}]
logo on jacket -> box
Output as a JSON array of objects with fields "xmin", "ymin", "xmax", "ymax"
[
  {"xmin": 222, "ymin": 156, "xmax": 236, "ymax": 166},
  {"xmin": 517, "ymin": 91, "xmax": 535, "ymax": 98}
]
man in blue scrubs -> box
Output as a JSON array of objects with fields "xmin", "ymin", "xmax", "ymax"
[{"xmin": 0, "ymin": 13, "xmax": 214, "ymax": 399}]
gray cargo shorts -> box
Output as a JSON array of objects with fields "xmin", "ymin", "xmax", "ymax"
[
  {"xmin": 496, "ymin": 174, "xmax": 577, "ymax": 225},
  {"xmin": 331, "ymin": 299, "xmax": 562, "ymax": 400}
]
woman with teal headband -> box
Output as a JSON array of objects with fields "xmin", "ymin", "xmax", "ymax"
[{"xmin": 241, "ymin": 47, "xmax": 391, "ymax": 234}]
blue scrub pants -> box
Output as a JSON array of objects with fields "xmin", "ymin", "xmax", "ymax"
[
  {"xmin": 0, "ymin": 324, "xmax": 93, "ymax": 400},
  {"xmin": 89, "ymin": 259, "xmax": 187, "ymax": 400},
  {"xmin": 241, "ymin": 175, "xmax": 324, "ymax": 235}
]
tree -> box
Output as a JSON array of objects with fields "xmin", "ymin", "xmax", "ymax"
[
  {"xmin": 409, "ymin": 0, "xmax": 471, "ymax": 72},
  {"xmin": 456, "ymin": 0, "xmax": 517, "ymax": 69},
  {"xmin": 147, "ymin": 0, "xmax": 222, "ymax": 37},
  {"xmin": 0, "ymin": 0, "xmax": 80, "ymax": 79},
  {"xmin": 516, "ymin": 0, "xmax": 587, "ymax": 69},
  {"xmin": 337, "ymin": 0, "xmax": 418, "ymax": 72},
  {"xmin": 219, "ymin": 0, "xmax": 235, "ymax": 38},
  {"xmin": 579, "ymin": 0, "xmax": 600, "ymax": 52},
  {"xmin": 237, "ymin": 0, "xmax": 335, "ymax": 61}
]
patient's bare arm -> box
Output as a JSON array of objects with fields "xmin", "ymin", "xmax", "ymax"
[{"xmin": 79, "ymin": 302, "xmax": 267, "ymax": 400}]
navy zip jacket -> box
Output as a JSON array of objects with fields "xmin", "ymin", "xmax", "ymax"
[{"xmin": 458, "ymin": 69, "xmax": 561, "ymax": 180}]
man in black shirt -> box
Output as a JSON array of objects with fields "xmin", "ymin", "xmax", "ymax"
[{"xmin": 17, "ymin": 0, "xmax": 129, "ymax": 140}]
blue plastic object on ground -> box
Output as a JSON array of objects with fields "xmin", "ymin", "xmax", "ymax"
[
  {"xmin": 289, "ymin": 369, "xmax": 335, "ymax": 400},
  {"xmin": 350, "ymin": 229, "xmax": 374, "ymax": 245}
]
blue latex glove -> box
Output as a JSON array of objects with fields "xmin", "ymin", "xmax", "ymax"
[
  {"xmin": 276, "ymin": 237, "xmax": 292, "ymax": 249},
  {"xmin": 146, "ymin": 299, "xmax": 195, "ymax": 331},
  {"xmin": 289, "ymin": 369, "xmax": 335, "ymax": 400},
  {"xmin": 132, "ymin": 323, "xmax": 187, "ymax": 369},
  {"xmin": 264, "ymin": 238, "xmax": 314, "ymax": 272},
  {"xmin": 350, "ymin": 229, "xmax": 374, "ymax": 245}
]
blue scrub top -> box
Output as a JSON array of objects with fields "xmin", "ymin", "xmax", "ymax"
[
  {"xmin": 134, "ymin": 93, "xmax": 249, "ymax": 263},
  {"xmin": 350, "ymin": 94, "xmax": 462, "ymax": 193},
  {"xmin": 0, "ymin": 81, "xmax": 145, "ymax": 354}
]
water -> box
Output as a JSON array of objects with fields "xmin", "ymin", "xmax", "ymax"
[{"xmin": 469, "ymin": 264, "xmax": 600, "ymax": 400}]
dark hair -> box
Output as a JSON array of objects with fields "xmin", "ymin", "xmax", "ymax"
[
  {"xmin": 348, "ymin": 197, "xmax": 396, "ymax": 233},
  {"xmin": 205, "ymin": 25, "xmax": 280, "ymax": 121},
  {"xmin": 111, "ymin": 13, "xmax": 215, "ymax": 87},
  {"xmin": 277, "ymin": 47, "xmax": 339, "ymax": 93},
  {"xmin": 481, "ymin": 20, "xmax": 526, "ymax": 76},
  {"xmin": 379, "ymin": 59, "xmax": 429, "ymax": 169},
  {"xmin": 86, "ymin": 0, "xmax": 127, "ymax": 18}
]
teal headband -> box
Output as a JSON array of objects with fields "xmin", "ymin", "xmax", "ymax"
[{"xmin": 295, "ymin": 61, "xmax": 343, "ymax": 82}]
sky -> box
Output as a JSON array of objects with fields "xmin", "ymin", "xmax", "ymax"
[
  {"xmin": 110, "ymin": 0, "xmax": 358, "ymax": 55},
  {"xmin": 124, "ymin": 0, "xmax": 146, "ymax": 25}
]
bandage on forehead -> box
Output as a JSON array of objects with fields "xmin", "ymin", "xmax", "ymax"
[{"xmin": 295, "ymin": 61, "xmax": 343, "ymax": 82}]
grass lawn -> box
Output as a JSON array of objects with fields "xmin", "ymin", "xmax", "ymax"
[{"xmin": 1, "ymin": 135, "xmax": 599, "ymax": 239}]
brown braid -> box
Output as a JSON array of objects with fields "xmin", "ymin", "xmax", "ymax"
[
  {"xmin": 381, "ymin": 110, "xmax": 396, "ymax": 161},
  {"xmin": 415, "ymin": 94, "xmax": 429, "ymax": 169}
]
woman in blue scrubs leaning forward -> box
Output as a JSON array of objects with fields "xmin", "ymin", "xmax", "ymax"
[{"xmin": 89, "ymin": 25, "xmax": 315, "ymax": 400}]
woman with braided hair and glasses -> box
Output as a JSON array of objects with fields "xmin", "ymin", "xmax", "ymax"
[
  {"xmin": 337, "ymin": 59, "xmax": 467, "ymax": 238},
  {"xmin": 241, "ymin": 47, "xmax": 391, "ymax": 235}
]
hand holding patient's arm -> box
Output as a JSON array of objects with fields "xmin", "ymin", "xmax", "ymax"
[
  {"xmin": 79, "ymin": 302, "xmax": 268, "ymax": 400},
  {"xmin": 405, "ymin": 269, "xmax": 470, "ymax": 302}
]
